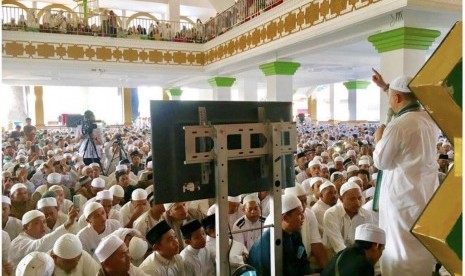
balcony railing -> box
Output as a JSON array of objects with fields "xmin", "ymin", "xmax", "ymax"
[{"xmin": 2, "ymin": 0, "xmax": 284, "ymax": 43}]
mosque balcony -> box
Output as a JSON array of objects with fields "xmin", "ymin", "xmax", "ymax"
[{"xmin": 2, "ymin": 0, "xmax": 461, "ymax": 87}]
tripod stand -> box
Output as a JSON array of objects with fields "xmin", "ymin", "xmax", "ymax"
[
  {"xmin": 82, "ymin": 132, "xmax": 101, "ymax": 166},
  {"xmin": 104, "ymin": 141, "xmax": 127, "ymax": 176}
]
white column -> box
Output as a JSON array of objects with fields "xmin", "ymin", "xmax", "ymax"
[
  {"xmin": 259, "ymin": 61, "xmax": 300, "ymax": 102},
  {"xmin": 343, "ymin": 81, "xmax": 370, "ymax": 121},
  {"xmin": 208, "ymin": 77, "xmax": 236, "ymax": 101},
  {"xmin": 7, "ymin": 86, "xmax": 28, "ymax": 124},
  {"xmin": 167, "ymin": 0, "xmax": 180, "ymax": 22},
  {"xmin": 237, "ymin": 79, "xmax": 258, "ymax": 101},
  {"xmin": 368, "ymin": 27, "xmax": 440, "ymax": 122},
  {"xmin": 329, "ymin": 83, "xmax": 335, "ymax": 120}
]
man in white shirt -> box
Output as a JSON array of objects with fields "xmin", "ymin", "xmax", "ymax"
[
  {"xmin": 296, "ymin": 160, "xmax": 321, "ymax": 184},
  {"xmin": 312, "ymin": 181, "xmax": 338, "ymax": 236},
  {"xmin": 133, "ymin": 193, "xmax": 165, "ymax": 237},
  {"xmin": 37, "ymin": 197, "xmax": 71, "ymax": 233},
  {"xmin": 180, "ymin": 219, "xmax": 215, "ymax": 276},
  {"xmin": 119, "ymin": 188, "xmax": 150, "ymax": 227},
  {"xmin": 1, "ymin": 195, "xmax": 22, "ymax": 240},
  {"xmin": 95, "ymin": 235, "xmax": 149, "ymax": 276},
  {"xmin": 323, "ymin": 182, "xmax": 373, "ymax": 254},
  {"xmin": 50, "ymin": 233, "xmax": 100, "ymax": 276},
  {"xmin": 232, "ymin": 194, "xmax": 266, "ymax": 251},
  {"xmin": 8, "ymin": 207, "xmax": 79, "ymax": 266},
  {"xmin": 140, "ymin": 220, "xmax": 185, "ymax": 276},
  {"xmin": 207, "ymin": 195, "xmax": 243, "ymax": 229},
  {"xmin": 76, "ymin": 202, "xmax": 121, "ymax": 255}
]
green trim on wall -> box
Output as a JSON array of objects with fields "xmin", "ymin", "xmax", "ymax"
[
  {"xmin": 259, "ymin": 61, "xmax": 301, "ymax": 76},
  {"xmin": 208, "ymin": 77, "xmax": 236, "ymax": 87},
  {"xmin": 169, "ymin": 88, "xmax": 183, "ymax": 96},
  {"xmin": 446, "ymin": 214, "xmax": 462, "ymax": 260},
  {"xmin": 368, "ymin": 27, "xmax": 441, "ymax": 53},
  {"xmin": 343, "ymin": 80, "xmax": 371, "ymax": 90}
]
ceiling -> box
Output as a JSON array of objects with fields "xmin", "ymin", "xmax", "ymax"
[{"xmin": 2, "ymin": 0, "xmax": 462, "ymax": 91}]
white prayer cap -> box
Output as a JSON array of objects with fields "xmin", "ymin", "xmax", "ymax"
[
  {"xmin": 355, "ymin": 223, "xmax": 386, "ymax": 244},
  {"xmin": 53, "ymin": 233, "xmax": 83, "ymax": 259},
  {"xmin": 95, "ymin": 235, "xmax": 124, "ymax": 263},
  {"xmin": 109, "ymin": 185, "xmax": 124, "ymax": 198},
  {"xmin": 360, "ymin": 155, "xmax": 370, "ymax": 161},
  {"xmin": 91, "ymin": 178, "xmax": 105, "ymax": 188},
  {"xmin": 34, "ymin": 159, "xmax": 44, "ymax": 167},
  {"xmin": 129, "ymin": 236, "xmax": 148, "ymax": 260},
  {"xmin": 319, "ymin": 181, "xmax": 336, "ymax": 193},
  {"xmin": 307, "ymin": 160, "xmax": 321, "ymax": 168},
  {"xmin": 2, "ymin": 195, "xmax": 11, "ymax": 205},
  {"xmin": 96, "ymin": 190, "xmax": 113, "ymax": 201},
  {"xmin": 22, "ymin": 210, "xmax": 45, "ymax": 225},
  {"xmin": 63, "ymin": 153, "xmax": 72, "ymax": 158},
  {"xmin": 54, "ymin": 155, "xmax": 64, "ymax": 162},
  {"xmin": 284, "ymin": 183, "xmax": 306, "ymax": 197},
  {"xmin": 243, "ymin": 194, "xmax": 260, "ymax": 206},
  {"xmin": 47, "ymin": 150, "xmax": 54, "ymax": 156},
  {"xmin": 309, "ymin": 177, "xmax": 323, "ymax": 188},
  {"xmin": 334, "ymin": 156, "xmax": 344, "ymax": 162},
  {"xmin": 346, "ymin": 150, "xmax": 356, "ymax": 157},
  {"xmin": 358, "ymin": 159, "xmax": 370, "ymax": 166},
  {"xmin": 113, "ymin": 228, "xmax": 141, "ymax": 241},
  {"xmin": 390, "ymin": 76, "xmax": 412, "ymax": 93},
  {"xmin": 10, "ymin": 183, "xmax": 27, "ymax": 195},
  {"xmin": 131, "ymin": 188, "xmax": 148, "ymax": 201},
  {"xmin": 49, "ymin": 185, "xmax": 64, "ymax": 192},
  {"xmin": 300, "ymin": 179, "xmax": 312, "ymax": 195},
  {"xmin": 16, "ymin": 153, "xmax": 27, "ymax": 160},
  {"xmin": 349, "ymin": 176, "xmax": 363, "ymax": 183},
  {"xmin": 37, "ymin": 197, "xmax": 57, "ymax": 209},
  {"xmin": 84, "ymin": 202, "xmax": 104, "ymax": 219},
  {"xmin": 448, "ymin": 150, "xmax": 454, "ymax": 159},
  {"xmin": 89, "ymin": 163, "xmax": 100, "ymax": 168},
  {"xmin": 17, "ymin": 144, "xmax": 25, "ymax": 149},
  {"xmin": 281, "ymin": 194, "xmax": 302, "ymax": 214},
  {"xmin": 228, "ymin": 195, "xmax": 242, "ymax": 203},
  {"xmin": 15, "ymin": 252, "xmax": 54, "ymax": 276},
  {"xmin": 147, "ymin": 161, "xmax": 153, "ymax": 169},
  {"xmin": 115, "ymin": 164, "xmax": 127, "ymax": 172},
  {"xmin": 347, "ymin": 165, "xmax": 359, "ymax": 173},
  {"xmin": 321, "ymin": 152, "xmax": 329, "ymax": 157},
  {"xmin": 442, "ymin": 142, "xmax": 451, "ymax": 147},
  {"xmin": 313, "ymin": 156, "xmax": 323, "ymax": 162},
  {"xmin": 339, "ymin": 182, "xmax": 361, "ymax": 196},
  {"xmin": 47, "ymin": 173, "xmax": 62, "ymax": 184}
]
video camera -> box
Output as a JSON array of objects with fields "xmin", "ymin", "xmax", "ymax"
[
  {"xmin": 81, "ymin": 119, "xmax": 97, "ymax": 136},
  {"xmin": 114, "ymin": 133, "xmax": 123, "ymax": 144}
]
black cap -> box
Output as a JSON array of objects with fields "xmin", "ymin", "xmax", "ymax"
[
  {"xmin": 180, "ymin": 219, "xmax": 202, "ymax": 238},
  {"xmin": 79, "ymin": 175, "xmax": 92, "ymax": 185},
  {"xmin": 202, "ymin": 214, "xmax": 215, "ymax": 230},
  {"xmin": 119, "ymin": 159, "xmax": 130, "ymax": 165},
  {"xmin": 343, "ymin": 158, "xmax": 353, "ymax": 166},
  {"xmin": 146, "ymin": 220, "xmax": 171, "ymax": 245},
  {"xmin": 296, "ymin": 152, "xmax": 306, "ymax": 159},
  {"xmin": 130, "ymin": 151, "xmax": 141, "ymax": 157},
  {"xmin": 438, "ymin": 154, "xmax": 449, "ymax": 160}
]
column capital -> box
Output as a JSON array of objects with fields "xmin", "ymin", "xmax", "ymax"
[
  {"xmin": 208, "ymin": 77, "xmax": 236, "ymax": 88},
  {"xmin": 169, "ymin": 88, "xmax": 183, "ymax": 97},
  {"xmin": 259, "ymin": 61, "xmax": 300, "ymax": 76},
  {"xmin": 343, "ymin": 80, "xmax": 370, "ymax": 90},
  {"xmin": 368, "ymin": 27, "xmax": 441, "ymax": 53}
]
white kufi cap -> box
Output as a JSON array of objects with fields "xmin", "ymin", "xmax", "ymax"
[
  {"xmin": 131, "ymin": 188, "xmax": 148, "ymax": 200},
  {"xmin": 53, "ymin": 233, "xmax": 83, "ymax": 259},
  {"xmin": 242, "ymin": 194, "xmax": 260, "ymax": 206},
  {"xmin": 84, "ymin": 202, "xmax": 103, "ymax": 219},
  {"xmin": 228, "ymin": 195, "xmax": 241, "ymax": 203},
  {"xmin": 307, "ymin": 160, "xmax": 321, "ymax": 168},
  {"xmin": 91, "ymin": 178, "xmax": 105, "ymax": 188},
  {"xmin": 95, "ymin": 235, "xmax": 124, "ymax": 263},
  {"xmin": 355, "ymin": 223, "xmax": 386, "ymax": 244},
  {"xmin": 109, "ymin": 185, "xmax": 124, "ymax": 198},
  {"xmin": 96, "ymin": 190, "xmax": 113, "ymax": 201},
  {"xmin": 115, "ymin": 164, "xmax": 127, "ymax": 172},
  {"xmin": 47, "ymin": 173, "xmax": 62, "ymax": 184},
  {"xmin": 339, "ymin": 181, "xmax": 361, "ymax": 196},
  {"xmin": 319, "ymin": 181, "xmax": 336, "ymax": 193},
  {"xmin": 2, "ymin": 195, "xmax": 11, "ymax": 205},
  {"xmin": 147, "ymin": 161, "xmax": 153, "ymax": 169},
  {"xmin": 15, "ymin": 252, "xmax": 54, "ymax": 276},
  {"xmin": 37, "ymin": 197, "xmax": 57, "ymax": 209},
  {"xmin": 10, "ymin": 183, "xmax": 27, "ymax": 195},
  {"xmin": 347, "ymin": 165, "xmax": 359, "ymax": 173},
  {"xmin": 281, "ymin": 194, "xmax": 302, "ymax": 214},
  {"xmin": 390, "ymin": 76, "xmax": 412, "ymax": 93},
  {"xmin": 49, "ymin": 185, "xmax": 64, "ymax": 192},
  {"xmin": 358, "ymin": 159, "xmax": 370, "ymax": 166},
  {"xmin": 129, "ymin": 236, "xmax": 148, "ymax": 260},
  {"xmin": 309, "ymin": 177, "xmax": 323, "ymax": 187},
  {"xmin": 284, "ymin": 184, "xmax": 306, "ymax": 197},
  {"xmin": 22, "ymin": 210, "xmax": 45, "ymax": 225}
]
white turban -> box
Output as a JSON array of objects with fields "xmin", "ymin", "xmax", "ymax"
[
  {"xmin": 95, "ymin": 235, "xmax": 124, "ymax": 263},
  {"xmin": 390, "ymin": 75, "xmax": 412, "ymax": 93},
  {"xmin": 319, "ymin": 181, "xmax": 336, "ymax": 193},
  {"xmin": 131, "ymin": 189, "xmax": 147, "ymax": 201},
  {"xmin": 355, "ymin": 223, "xmax": 386, "ymax": 244},
  {"xmin": 84, "ymin": 202, "xmax": 103, "ymax": 219},
  {"xmin": 96, "ymin": 190, "xmax": 113, "ymax": 201},
  {"xmin": 307, "ymin": 160, "xmax": 321, "ymax": 168},
  {"xmin": 227, "ymin": 195, "xmax": 241, "ymax": 203},
  {"xmin": 281, "ymin": 194, "xmax": 301, "ymax": 214},
  {"xmin": 10, "ymin": 183, "xmax": 27, "ymax": 195},
  {"xmin": 242, "ymin": 194, "xmax": 260, "ymax": 206},
  {"xmin": 22, "ymin": 210, "xmax": 45, "ymax": 225},
  {"xmin": 339, "ymin": 182, "xmax": 361, "ymax": 196},
  {"xmin": 53, "ymin": 233, "xmax": 83, "ymax": 259},
  {"xmin": 37, "ymin": 197, "xmax": 57, "ymax": 209},
  {"xmin": 91, "ymin": 178, "xmax": 105, "ymax": 188},
  {"xmin": 109, "ymin": 185, "xmax": 124, "ymax": 198}
]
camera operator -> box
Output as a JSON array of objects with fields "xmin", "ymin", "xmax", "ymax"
[{"xmin": 75, "ymin": 110, "xmax": 104, "ymax": 166}]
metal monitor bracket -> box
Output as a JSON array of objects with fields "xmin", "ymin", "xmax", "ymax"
[{"xmin": 184, "ymin": 107, "xmax": 296, "ymax": 276}]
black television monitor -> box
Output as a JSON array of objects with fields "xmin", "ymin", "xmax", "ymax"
[{"xmin": 150, "ymin": 100, "xmax": 294, "ymax": 204}]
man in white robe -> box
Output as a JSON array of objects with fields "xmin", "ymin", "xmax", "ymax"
[
  {"xmin": 372, "ymin": 73, "xmax": 439, "ymax": 275},
  {"xmin": 2, "ymin": 195, "xmax": 22, "ymax": 240}
]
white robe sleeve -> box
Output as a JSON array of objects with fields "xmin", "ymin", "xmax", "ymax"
[{"xmin": 323, "ymin": 209, "xmax": 346, "ymax": 253}]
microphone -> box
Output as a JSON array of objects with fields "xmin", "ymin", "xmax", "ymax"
[{"xmin": 385, "ymin": 108, "xmax": 394, "ymax": 125}]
